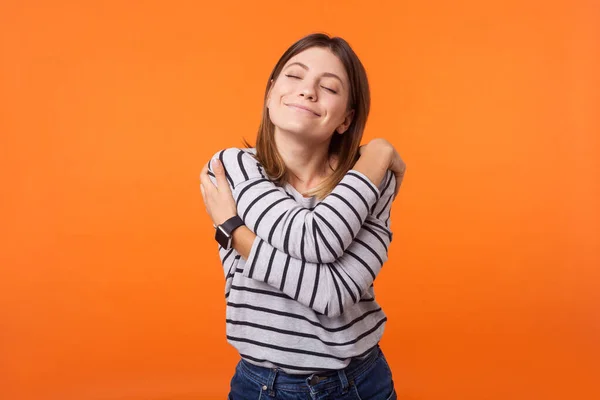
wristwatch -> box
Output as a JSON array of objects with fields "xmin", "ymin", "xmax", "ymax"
[{"xmin": 214, "ymin": 216, "xmax": 245, "ymax": 249}]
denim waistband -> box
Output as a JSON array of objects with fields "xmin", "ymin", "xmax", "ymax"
[{"xmin": 238, "ymin": 344, "xmax": 382, "ymax": 393}]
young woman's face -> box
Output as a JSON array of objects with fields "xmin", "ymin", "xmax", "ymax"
[{"xmin": 266, "ymin": 47, "xmax": 354, "ymax": 144}]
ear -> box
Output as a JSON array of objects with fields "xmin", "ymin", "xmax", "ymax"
[{"xmin": 336, "ymin": 109, "xmax": 355, "ymax": 134}]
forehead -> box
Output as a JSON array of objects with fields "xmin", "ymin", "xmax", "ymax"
[{"xmin": 284, "ymin": 47, "xmax": 348, "ymax": 78}]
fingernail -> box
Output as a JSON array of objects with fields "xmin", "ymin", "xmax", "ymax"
[{"xmin": 212, "ymin": 159, "xmax": 221, "ymax": 169}]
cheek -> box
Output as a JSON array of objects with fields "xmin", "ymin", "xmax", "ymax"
[
  {"xmin": 268, "ymin": 86, "xmax": 286, "ymax": 106},
  {"xmin": 325, "ymin": 100, "xmax": 348, "ymax": 120}
]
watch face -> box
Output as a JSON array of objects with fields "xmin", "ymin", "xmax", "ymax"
[{"xmin": 216, "ymin": 226, "xmax": 232, "ymax": 249}]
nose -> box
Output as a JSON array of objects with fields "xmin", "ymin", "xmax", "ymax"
[{"xmin": 299, "ymin": 81, "xmax": 317, "ymax": 100}]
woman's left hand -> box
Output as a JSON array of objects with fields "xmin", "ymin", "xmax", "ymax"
[{"xmin": 199, "ymin": 159, "xmax": 238, "ymax": 226}]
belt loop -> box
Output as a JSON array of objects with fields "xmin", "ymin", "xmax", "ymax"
[
  {"xmin": 337, "ymin": 369, "xmax": 350, "ymax": 393},
  {"xmin": 266, "ymin": 368, "xmax": 278, "ymax": 397}
]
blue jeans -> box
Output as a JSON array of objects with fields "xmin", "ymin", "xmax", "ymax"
[{"xmin": 227, "ymin": 345, "xmax": 397, "ymax": 399}]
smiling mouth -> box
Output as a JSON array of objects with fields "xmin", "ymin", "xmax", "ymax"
[{"xmin": 286, "ymin": 104, "xmax": 320, "ymax": 117}]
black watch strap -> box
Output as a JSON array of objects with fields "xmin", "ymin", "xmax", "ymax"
[{"xmin": 219, "ymin": 215, "xmax": 244, "ymax": 235}]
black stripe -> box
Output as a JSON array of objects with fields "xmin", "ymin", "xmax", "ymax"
[
  {"xmin": 362, "ymin": 225, "xmax": 387, "ymax": 249},
  {"xmin": 308, "ymin": 263, "xmax": 320, "ymax": 308},
  {"xmin": 227, "ymin": 336, "xmax": 348, "ymax": 361},
  {"xmin": 263, "ymin": 246, "xmax": 277, "ymax": 282},
  {"xmin": 329, "ymin": 193, "xmax": 362, "ymax": 224},
  {"xmin": 293, "ymin": 223, "xmax": 307, "ymax": 299},
  {"xmin": 226, "ymin": 317, "xmax": 386, "ymax": 347},
  {"xmin": 237, "ymin": 178, "xmax": 269, "ymax": 203},
  {"xmin": 346, "ymin": 250, "xmax": 376, "ymax": 279},
  {"xmin": 230, "ymin": 285, "xmax": 292, "ymax": 300},
  {"xmin": 376, "ymin": 193, "xmax": 393, "ymax": 220},
  {"xmin": 314, "ymin": 223, "xmax": 339, "ymax": 260},
  {"xmin": 347, "ymin": 171, "xmax": 379, "ymax": 200},
  {"xmin": 319, "ymin": 202, "xmax": 355, "ymax": 237},
  {"xmin": 355, "ymin": 238, "xmax": 384, "ymax": 266},
  {"xmin": 339, "ymin": 182, "xmax": 369, "ymax": 212},
  {"xmin": 338, "ymin": 266, "xmax": 362, "ymax": 300},
  {"xmin": 280, "ymin": 255, "xmax": 291, "ymax": 291},
  {"xmin": 218, "ymin": 150, "xmax": 234, "ymax": 187},
  {"xmin": 283, "ymin": 208, "xmax": 304, "ymax": 254},
  {"xmin": 242, "ymin": 188, "xmax": 279, "ymax": 221},
  {"xmin": 225, "ymin": 255, "xmax": 241, "ymax": 279},
  {"xmin": 364, "ymin": 220, "xmax": 392, "ymax": 241},
  {"xmin": 256, "ymin": 163, "xmax": 265, "ymax": 178},
  {"xmin": 329, "ymin": 263, "xmax": 357, "ymax": 303},
  {"xmin": 254, "ymin": 197, "xmax": 289, "ymax": 232},
  {"xmin": 207, "ymin": 171, "xmax": 215, "ymax": 179},
  {"xmin": 221, "ymin": 248, "xmax": 234, "ymax": 265},
  {"xmin": 227, "ymin": 302, "xmax": 383, "ymax": 332},
  {"xmin": 312, "ymin": 223, "xmax": 322, "ymax": 264},
  {"xmin": 328, "ymin": 264, "xmax": 344, "ymax": 315},
  {"xmin": 314, "ymin": 212, "xmax": 344, "ymax": 251},
  {"xmin": 360, "ymin": 297, "xmax": 375, "ymax": 302},
  {"xmin": 268, "ymin": 212, "xmax": 287, "ymax": 244},
  {"xmin": 237, "ymin": 150, "xmax": 248, "ymax": 180},
  {"xmin": 294, "ymin": 261, "xmax": 305, "ymax": 301},
  {"xmin": 247, "ymin": 240, "xmax": 264, "ymax": 278},
  {"xmin": 372, "ymin": 172, "xmax": 393, "ymax": 214}
]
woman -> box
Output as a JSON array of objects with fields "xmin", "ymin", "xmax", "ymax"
[{"xmin": 200, "ymin": 33, "xmax": 406, "ymax": 400}]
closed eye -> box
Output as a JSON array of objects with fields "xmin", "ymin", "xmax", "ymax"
[{"xmin": 284, "ymin": 74, "xmax": 338, "ymax": 94}]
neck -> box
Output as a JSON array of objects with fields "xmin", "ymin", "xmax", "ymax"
[{"xmin": 273, "ymin": 129, "xmax": 335, "ymax": 193}]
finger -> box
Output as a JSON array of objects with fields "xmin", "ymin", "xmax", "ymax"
[
  {"xmin": 200, "ymin": 163, "xmax": 216, "ymax": 192},
  {"xmin": 200, "ymin": 184, "xmax": 206, "ymax": 202},
  {"xmin": 200, "ymin": 185, "xmax": 213, "ymax": 217},
  {"xmin": 199, "ymin": 165, "xmax": 208, "ymax": 190},
  {"xmin": 392, "ymin": 170, "xmax": 405, "ymax": 200},
  {"xmin": 212, "ymin": 159, "xmax": 232, "ymax": 194}
]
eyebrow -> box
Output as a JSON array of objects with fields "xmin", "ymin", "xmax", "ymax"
[{"xmin": 285, "ymin": 62, "xmax": 345, "ymax": 88}]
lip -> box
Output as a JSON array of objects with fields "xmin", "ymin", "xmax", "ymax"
[{"xmin": 286, "ymin": 103, "xmax": 320, "ymax": 116}]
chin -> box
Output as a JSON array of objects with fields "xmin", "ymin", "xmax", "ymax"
[
  {"xmin": 277, "ymin": 126, "xmax": 313, "ymax": 136},
  {"xmin": 271, "ymin": 118, "xmax": 311, "ymax": 133}
]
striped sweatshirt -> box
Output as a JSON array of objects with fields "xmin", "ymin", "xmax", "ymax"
[{"xmin": 207, "ymin": 147, "xmax": 396, "ymax": 374}]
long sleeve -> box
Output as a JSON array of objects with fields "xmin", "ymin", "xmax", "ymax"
[
  {"xmin": 206, "ymin": 148, "xmax": 382, "ymax": 264},
  {"xmin": 241, "ymin": 170, "xmax": 396, "ymax": 317}
]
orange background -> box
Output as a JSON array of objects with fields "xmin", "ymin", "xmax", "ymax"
[{"xmin": 1, "ymin": 1, "xmax": 599, "ymax": 399}]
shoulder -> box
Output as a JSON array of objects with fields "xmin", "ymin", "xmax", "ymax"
[
  {"xmin": 209, "ymin": 147, "xmax": 263, "ymax": 185},
  {"xmin": 209, "ymin": 147, "xmax": 259, "ymax": 167},
  {"xmin": 210, "ymin": 147, "xmax": 256, "ymax": 159}
]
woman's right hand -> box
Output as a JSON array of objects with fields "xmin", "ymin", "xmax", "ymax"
[{"xmin": 360, "ymin": 139, "xmax": 406, "ymax": 199}]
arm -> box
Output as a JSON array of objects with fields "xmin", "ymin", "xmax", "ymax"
[
  {"xmin": 205, "ymin": 143, "xmax": 392, "ymax": 263},
  {"xmin": 205, "ymin": 156, "xmax": 397, "ymax": 316},
  {"xmin": 240, "ymin": 171, "xmax": 396, "ymax": 317},
  {"xmin": 230, "ymin": 168, "xmax": 394, "ymax": 261},
  {"xmin": 201, "ymin": 157, "xmax": 397, "ymax": 314}
]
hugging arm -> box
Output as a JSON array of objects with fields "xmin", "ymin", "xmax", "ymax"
[
  {"xmin": 239, "ymin": 171, "xmax": 395, "ymax": 317},
  {"xmin": 207, "ymin": 147, "xmax": 387, "ymax": 263}
]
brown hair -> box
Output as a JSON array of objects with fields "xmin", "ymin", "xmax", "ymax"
[{"xmin": 245, "ymin": 33, "xmax": 371, "ymax": 200}]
